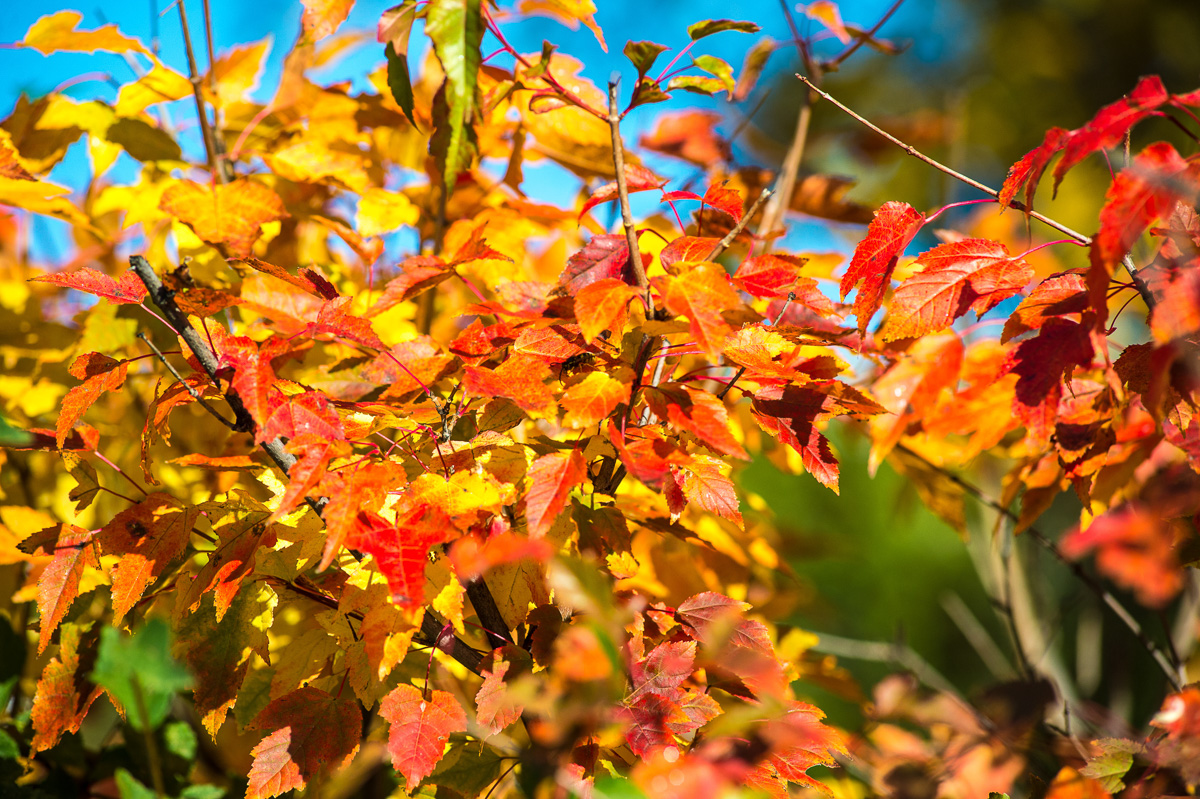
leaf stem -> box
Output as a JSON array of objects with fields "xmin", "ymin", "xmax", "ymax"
[
  {"xmin": 137, "ymin": 331, "xmax": 237, "ymax": 430},
  {"xmin": 607, "ymin": 79, "xmax": 651, "ymax": 313}
]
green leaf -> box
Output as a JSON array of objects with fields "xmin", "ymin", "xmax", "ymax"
[
  {"xmin": 693, "ymin": 55, "xmax": 735, "ymax": 96},
  {"xmin": 426, "ymin": 0, "xmax": 484, "ymax": 187},
  {"xmin": 666, "ymin": 75, "xmax": 726, "ymax": 97},
  {"xmin": 623, "ymin": 41, "xmax": 669, "ymax": 80},
  {"xmin": 180, "ymin": 787, "xmax": 227, "ymax": 799},
  {"xmin": 630, "ymin": 78, "xmax": 670, "ymax": 109},
  {"xmin": 164, "ymin": 720, "xmax": 197, "ymax": 760},
  {"xmin": 428, "ymin": 734, "xmax": 506, "ymax": 796},
  {"xmin": 91, "ymin": 617, "xmax": 192, "ymax": 732},
  {"xmin": 1080, "ymin": 737, "xmax": 1144, "ymax": 793},
  {"xmin": 0, "ymin": 729, "xmax": 18, "ymax": 760},
  {"xmin": 114, "ymin": 768, "xmax": 157, "ymax": 799},
  {"xmin": 594, "ymin": 773, "xmax": 650, "ymax": 799},
  {"xmin": 385, "ymin": 42, "xmax": 417, "ymax": 128},
  {"xmin": 687, "ymin": 19, "xmax": 760, "ymax": 40}
]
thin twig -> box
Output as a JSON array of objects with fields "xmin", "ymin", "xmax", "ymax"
[
  {"xmin": 715, "ymin": 291, "xmax": 794, "ymax": 400},
  {"xmin": 895, "ymin": 442, "xmax": 1183, "ymax": 690},
  {"xmin": 705, "ymin": 188, "xmax": 775, "ymax": 262},
  {"xmin": 607, "ymin": 79, "xmax": 651, "ymax": 312},
  {"xmin": 809, "ymin": 630, "xmax": 965, "ymax": 703},
  {"xmin": 177, "ymin": 0, "xmax": 226, "ymax": 184},
  {"xmin": 136, "ymin": 331, "xmax": 237, "ymax": 430},
  {"xmin": 822, "ymin": 0, "xmax": 906, "ymax": 71},
  {"xmin": 795, "ymin": 74, "xmax": 1157, "ymax": 311}
]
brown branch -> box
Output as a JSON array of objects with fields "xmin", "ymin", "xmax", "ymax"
[
  {"xmin": 704, "ymin": 188, "xmax": 775, "ymax": 262},
  {"xmin": 177, "ymin": 0, "xmax": 227, "ymax": 184},
  {"xmin": 464, "ymin": 577, "xmax": 514, "ymax": 647},
  {"xmin": 418, "ymin": 610, "xmax": 484, "ymax": 674},
  {"xmin": 136, "ymin": 331, "xmax": 236, "ymax": 430},
  {"xmin": 895, "ymin": 442, "xmax": 1183, "ymax": 691},
  {"xmin": 608, "ymin": 79, "xmax": 651, "ymax": 313},
  {"xmin": 795, "ymin": 74, "xmax": 1157, "ymax": 311}
]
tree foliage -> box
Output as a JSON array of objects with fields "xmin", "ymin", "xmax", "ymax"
[{"xmin": 0, "ymin": 2, "xmax": 1198, "ymax": 798}]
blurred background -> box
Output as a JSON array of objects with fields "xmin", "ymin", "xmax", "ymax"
[{"xmin": 3, "ymin": 0, "xmax": 1196, "ymax": 731}]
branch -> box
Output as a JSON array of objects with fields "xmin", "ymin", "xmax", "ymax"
[
  {"xmin": 177, "ymin": 0, "xmax": 228, "ymax": 183},
  {"xmin": 136, "ymin": 331, "xmax": 236, "ymax": 430},
  {"xmin": 822, "ymin": 0, "xmax": 906, "ymax": 72},
  {"xmin": 795, "ymin": 74, "xmax": 1157, "ymax": 311},
  {"xmin": 704, "ymin": 188, "xmax": 775, "ymax": 262},
  {"xmin": 895, "ymin": 442, "xmax": 1184, "ymax": 691},
  {"xmin": 607, "ymin": 79, "xmax": 651, "ymax": 313},
  {"xmin": 464, "ymin": 577, "xmax": 514, "ymax": 646},
  {"xmin": 418, "ymin": 611, "xmax": 484, "ymax": 675}
]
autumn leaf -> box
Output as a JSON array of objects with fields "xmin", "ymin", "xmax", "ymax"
[
  {"xmin": 31, "ymin": 267, "xmax": 147, "ymax": 305},
  {"xmin": 676, "ymin": 456, "xmax": 742, "ymax": 527},
  {"xmin": 999, "ymin": 126, "xmax": 1070, "ymax": 211},
  {"xmin": 301, "ymin": 0, "xmax": 353, "ymax": 40},
  {"xmin": 246, "ymin": 687, "xmax": 362, "ymax": 799},
  {"xmin": 573, "ymin": 278, "xmax": 642, "ymax": 343},
  {"xmin": 659, "ymin": 235, "xmax": 722, "ymax": 270},
  {"xmin": 733, "ymin": 253, "xmax": 807, "ymax": 298},
  {"xmin": 1001, "ymin": 270, "xmax": 1088, "ymax": 342},
  {"xmin": 159, "ymin": 179, "xmax": 287, "ymax": 257},
  {"xmin": 524, "ymin": 449, "xmax": 587, "ymax": 537},
  {"xmin": 30, "ymin": 622, "xmax": 104, "ymax": 753},
  {"xmin": 579, "ymin": 165, "xmax": 665, "ymax": 218},
  {"xmin": 752, "ymin": 385, "xmax": 841, "ymax": 492},
  {"xmin": 351, "ymin": 505, "xmax": 453, "ymax": 609},
  {"xmin": 645, "ymin": 383, "xmax": 748, "ymax": 460},
  {"xmin": 36, "ymin": 525, "xmax": 98, "ymax": 654},
  {"xmin": 57, "ymin": 353, "xmax": 129, "ymax": 447},
  {"xmin": 463, "ymin": 354, "xmax": 555, "ymax": 415},
  {"xmin": 559, "ymin": 234, "xmax": 647, "ymax": 293},
  {"xmin": 517, "ymin": 0, "xmax": 607, "ymax": 51},
  {"xmin": 19, "ymin": 11, "xmax": 149, "ymax": 56},
  {"xmin": 381, "ymin": 684, "xmax": 468, "ymax": 788},
  {"xmin": 840, "ymin": 201, "xmax": 925, "ymax": 337},
  {"xmin": 1061, "ymin": 504, "xmax": 1183, "ymax": 608},
  {"xmin": 879, "ymin": 238, "xmax": 1034, "ymax": 341},
  {"xmin": 640, "ymin": 110, "xmax": 730, "ymax": 167},
  {"xmin": 653, "ymin": 263, "xmax": 742, "ymax": 357},
  {"xmin": 475, "ymin": 647, "xmax": 530, "ymax": 735}
]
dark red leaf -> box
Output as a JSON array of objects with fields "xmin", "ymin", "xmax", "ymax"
[
  {"xmin": 559, "ymin": 234, "xmax": 648, "ymax": 294},
  {"xmin": 839, "ymin": 201, "xmax": 925, "ymax": 338}
]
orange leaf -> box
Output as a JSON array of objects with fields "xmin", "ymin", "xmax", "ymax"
[
  {"xmin": 36, "ymin": 525, "xmax": 98, "ymax": 654},
  {"xmin": 559, "ymin": 234, "xmax": 649, "ymax": 294},
  {"xmin": 676, "ymin": 456, "xmax": 742, "ymax": 527},
  {"xmin": 475, "ymin": 649, "xmax": 527, "ymax": 735},
  {"xmin": 702, "ymin": 183, "xmax": 744, "ymax": 223},
  {"xmin": 879, "ymin": 238, "xmax": 1033, "ymax": 341},
  {"xmin": 272, "ymin": 435, "xmax": 347, "ymax": 520},
  {"xmin": 652, "ymin": 264, "xmax": 741, "ymax": 357},
  {"xmin": 235, "ymin": 257, "xmax": 339, "ymax": 299},
  {"xmin": 574, "ymin": 278, "xmax": 642, "ymax": 344},
  {"xmin": 351, "ymin": 505, "xmax": 453, "ymax": 609},
  {"xmin": 301, "ymin": 0, "xmax": 354, "ymax": 40},
  {"xmin": 561, "ymin": 369, "xmax": 631, "ymax": 428},
  {"xmin": 659, "ymin": 235, "xmax": 722, "ymax": 270},
  {"xmin": 447, "ymin": 530, "xmax": 553, "ymax": 580},
  {"xmin": 1001, "ymin": 270, "xmax": 1088, "ymax": 342},
  {"xmin": 98, "ymin": 493, "xmax": 200, "ymax": 623},
  {"xmin": 246, "ymin": 687, "xmax": 362, "ymax": 799},
  {"xmin": 31, "ymin": 267, "xmax": 147, "ymax": 305},
  {"xmin": 525, "ymin": 449, "xmax": 586, "ymax": 537},
  {"xmin": 30, "ymin": 622, "xmax": 104, "ymax": 753},
  {"xmin": 159, "ymin": 179, "xmax": 287, "ymax": 257},
  {"xmin": 513, "ymin": 324, "xmax": 586, "ymax": 363},
  {"xmin": 800, "ymin": 1, "xmax": 851, "ymax": 43},
  {"xmin": 840, "ymin": 201, "xmax": 925, "ymax": 338},
  {"xmin": 1061, "ymin": 504, "xmax": 1183, "ymax": 608},
  {"xmin": 733, "ymin": 253, "xmax": 807, "ymax": 298},
  {"xmin": 645, "ymin": 384, "xmax": 748, "ymax": 460},
  {"xmin": 380, "ymin": 684, "xmax": 467, "ymax": 788},
  {"xmin": 579, "ymin": 165, "xmax": 665, "ymax": 218},
  {"xmin": 463, "ymin": 354, "xmax": 555, "ymax": 415},
  {"xmin": 56, "ymin": 355, "xmax": 128, "ymax": 447},
  {"xmin": 640, "ymin": 110, "xmax": 730, "ymax": 167}
]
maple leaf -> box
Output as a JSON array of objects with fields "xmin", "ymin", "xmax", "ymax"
[
  {"xmin": 1001, "ymin": 318, "xmax": 1093, "ymax": 439},
  {"xmin": 559, "ymin": 234, "xmax": 648, "ymax": 294},
  {"xmin": 653, "ymin": 264, "xmax": 742, "ymax": 357},
  {"xmin": 676, "ymin": 591, "xmax": 751, "ymax": 637},
  {"xmin": 475, "ymin": 648, "xmax": 530, "ymax": 735},
  {"xmin": 879, "ymin": 238, "xmax": 1034, "ymax": 341},
  {"xmin": 36, "ymin": 524, "xmax": 98, "ymax": 654},
  {"xmin": 624, "ymin": 693, "xmax": 689, "ymax": 757},
  {"xmin": 97, "ymin": 493, "xmax": 200, "ymax": 624},
  {"xmin": 56, "ymin": 353, "xmax": 129, "ymax": 447},
  {"xmin": 351, "ymin": 505, "xmax": 453, "ymax": 609},
  {"xmin": 579, "ymin": 164, "xmax": 666, "ymax": 218},
  {"xmin": 733, "ymin": 253, "xmax": 807, "ymax": 298},
  {"xmin": 676, "ymin": 456, "xmax": 742, "ymax": 527},
  {"xmin": 260, "ymin": 391, "xmax": 345, "ymax": 446},
  {"xmin": 19, "ymin": 10, "xmax": 149, "ymax": 56},
  {"xmin": 463, "ymin": 354, "xmax": 555, "ymax": 415},
  {"xmin": 659, "ymin": 235, "xmax": 723, "ymax": 270},
  {"xmin": 159, "ymin": 179, "xmax": 287, "ymax": 257},
  {"xmin": 608, "ymin": 420, "xmax": 684, "ymax": 489},
  {"xmin": 316, "ymin": 461, "xmax": 402, "ymax": 571},
  {"xmin": 31, "ymin": 267, "xmax": 147, "ymax": 305},
  {"xmin": 513, "ymin": 324, "xmax": 586, "ymax": 363},
  {"xmin": 381, "ymin": 684, "xmax": 468, "ymax": 788},
  {"xmin": 630, "ymin": 640, "xmax": 696, "ymax": 700},
  {"xmin": 645, "ymin": 383, "xmax": 748, "ymax": 459},
  {"xmin": 178, "ymin": 519, "xmax": 271, "ymax": 622},
  {"xmin": 30, "ymin": 622, "xmax": 104, "ymax": 753},
  {"xmin": 447, "ymin": 530, "xmax": 553, "ymax": 580},
  {"xmin": 525, "ymin": 449, "xmax": 587, "ymax": 537},
  {"xmin": 573, "ymin": 278, "xmax": 643, "ymax": 344},
  {"xmin": 1151, "ymin": 266, "xmax": 1200, "ymax": 342},
  {"xmin": 1001, "ymin": 270, "xmax": 1088, "ymax": 342},
  {"xmin": 840, "ymin": 201, "xmax": 925, "ymax": 337},
  {"xmin": 1061, "ymin": 504, "xmax": 1183, "ymax": 608},
  {"xmin": 306, "ymin": 297, "xmax": 387, "ymax": 350},
  {"xmin": 561, "ymin": 369, "xmax": 632, "ymax": 428},
  {"xmin": 1000, "ymin": 126, "xmax": 1071, "ymax": 211},
  {"xmin": 246, "ymin": 687, "xmax": 362, "ymax": 799},
  {"xmin": 235, "ymin": 257, "xmax": 340, "ymax": 300},
  {"xmin": 300, "ymin": 0, "xmax": 353, "ymax": 40},
  {"xmin": 701, "ymin": 183, "xmax": 744, "ymax": 222},
  {"xmin": 640, "ymin": 110, "xmax": 730, "ymax": 167},
  {"xmin": 751, "ymin": 385, "xmax": 841, "ymax": 492}
]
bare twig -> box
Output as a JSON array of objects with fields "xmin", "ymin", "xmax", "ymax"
[
  {"xmin": 896, "ymin": 443, "xmax": 1183, "ymax": 690},
  {"xmin": 177, "ymin": 0, "xmax": 227, "ymax": 183},
  {"xmin": 823, "ymin": 0, "xmax": 906, "ymax": 71},
  {"xmin": 795, "ymin": 74, "xmax": 1157, "ymax": 311},
  {"xmin": 940, "ymin": 591, "xmax": 1018, "ymax": 680},
  {"xmin": 607, "ymin": 79, "xmax": 651, "ymax": 311},
  {"xmin": 136, "ymin": 331, "xmax": 237, "ymax": 430},
  {"xmin": 704, "ymin": 188, "xmax": 775, "ymax": 262},
  {"xmin": 809, "ymin": 630, "xmax": 964, "ymax": 702}
]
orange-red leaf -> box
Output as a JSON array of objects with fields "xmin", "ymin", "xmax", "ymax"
[
  {"xmin": 513, "ymin": 324, "xmax": 586, "ymax": 363},
  {"xmin": 653, "ymin": 264, "xmax": 741, "ymax": 357},
  {"xmin": 579, "ymin": 165, "xmax": 665, "ymax": 218},
  {"xmin": 999, "ymin": 126, "xmax": 1069, "ymax": 211},
  {"xmin": 608, "ymin": 420, "xmax": 683, "ymax": 489},
  {"xmin": 640, "ymin": 110, "xmax": 730, "ymax": 167},
  {"xmin": 879, "ymin": 238, "xmax": 1033, "ymax": 341},
  {"xmin": 351, "ymin": 505, "xmax": 453, "ymax": 609},
  {"xmin": 272, "ymin": 434, "xmax": 347, "ymax": 520},
  {"xmin": 447, "ymin": 530, "xmax": 553, "ymax": 580},
  {"xmin": 31, "ymin": 267, "xmax": 147, "ymax": 305},
  {"xmin": 463, "ymin": 354, "xmax": 555, "ymax": 415},
  {"xmin": 733, "ymin": 253, "xmax": 807, "ymax": 298},
  {"xmin": 525, "ymin": 449, "xmax": 587, "ymax": 537},
  {"xmin": 98, "ymin": 493, "xmax": 200, "ymax": 623},
  {"xmin": 676, "ymin": 456, "xmax": 742, "ymax": 527},
  {"xmin": 645, "ymin": 383, "xmax": 748, "ymax": 460},
  {"xmin": 235, "ymin": 257, "xmax": 339, "ymax": 299},
  {"xmin": 1061, "ymin": 504, "xmax": 1183, "ymax": 608},
  {"xmin": 630, "ymin": 640, "xmax": 696, "ymax": 699},
  {"xmin": 702, "ymin": 183, "xmax": 743, "ymax": 222},
  {"xmin": 57, "ymin": 355, "xmax": 128, "ymax": 447},
  {"xmin": 751, "ymin": 385, "xmax": 840, "ymax": 493},
  {"xmin": 380, "ymin": 684, "xmax": 467, "ymax": 788},
  {"xmin": 574, "ymin": 278, "xmax": 642, "ymax": 344},
  {"xmin": 246, "ymin": 687, "xmax": 361, "ymax": 799},
  {"xmin": 159, "ymin": 179, "xmax": 287, "ymax": 257},
  {"xmin": 560, "ymin": 370, "xmax": 631, "ymax": 428},
  {"xmin": 840, "ymin": 201, "xmax": 925, "ymax": 337},
  {"xmin": 1001, "ymin": 271, "xmax": 1088, "ymax": 342},
  {"xmin": 36, "ymin": 525, "xmax": 98, "ymax": 654},
  {"xmin": 475, "ymin": 651, "xmax": 525, "ymax": 735},
  {"xmin": 559, "ymin": 234, "xmax": 648, "ymax": 294},
  {"xmin": 659, "ymin": 236, "xmax": 721, "ymax": 270},
  {"xmin": 30, "ymin": 622, "xmax": 104, "ymax": 753}
]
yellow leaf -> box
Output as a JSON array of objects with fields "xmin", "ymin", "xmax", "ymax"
[
  {"xmin": 114, "ymin": 63, "xmax": 193, "ymax": 116},
  {"xmin": 19, "ymin": 11, "xmax": 149, "ymax": 56},
  {"xmin": 211, "ymin": 40, "xmax": 271, "ymax": 108},
  {"xmin": 355, "ymin": 188, "xmax": 419, "ymax": 238},
  {"xmin": 432, "ymin": 579, "xmax": 466, "ymax": 635}
]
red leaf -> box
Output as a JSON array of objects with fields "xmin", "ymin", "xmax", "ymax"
[
  {"xmin": 30, "ymin": 622, "xmax": 104, "ymax": 754},
  {"xmin": 31, "ymin": 267, "xmax": 147, "ymax": 305},
  {"xmin": 764, "ymin": 701, "xmax": 845, "ymax": 785},
  {"xmin": 178, "ymin": 520, "xmax": 271, "ymax": 621},
  {"xmin": 630, "ymin": 640, "xmax": 696, "ymax": 699},
  {"xmin": 525, "ymin": 449, "xmax": 587, "ymax": 537},
  {"xmin": 574, "ymin": 278, "xmax": 642, "ymax": 344},
  {"xmin": 1001, "ymin": 270, "xmax": 1088, "ymax": 342},
  {"xmin": 676, "ymin": 592, "xmax": 750, "ymax": 637},
  {"xmin": 559, "ymin": 234, "xmax": 649, "ymax": 294},
  {"xmin": 57, "ymin": 355, "xmax": 128, "ymax": 447},
  {"xmin": 463, "ymin": 354, "xmax": 555, "ymax": 415},
  {"xmin": 839, "ymin": 201, "xmax": 925, "ymax": 337},
  {"xmin": 260, "ymin": 391, "xmax": 345, "ymax": 446},
  {"xmin": 999, "ymin": 127, "xmax": 1069, "ymax": 211},
  {"xmin": 608, "ymin": 420, "xmax": 683, "ymax": 489},
  {"xmin": 221, "ymin": 335, "xmax": 279, "ymax": 429},
  {"xmin": 98, "ymin": 493, "xmax": 200, "ymax": 623},
  {"xmin": 751, "ymin": 385, "xmax": 841, "ymax": 492},
  {"xmin": 659, "ymin": 235, "xmax": 721, "ymax": 270},
  {"xmin": 368, "ymin": 256, "xmax": 452, "ymax": 313},
  {"xmin": 306, "ymin": 297, "xmax": 386, "ymax": 350},
  {"xmin": 475, "ymin": 652, "xmax": 524, "ymax": 735},
  {"xmin": 702, "ymin": 183, "xmax": 744, "ymax": 222},
  {"xmin": 351, "ymin": 505, "xmax": 452, "ymax": 609},
  {"xmin": 447, "ymin": 224, "xmax": 513, "ymax": 267},
  {"xmin": 235, "ymin": 257, "xmax": 339, "ymax": 299},
  {"xmin": 513, "ymin": 324, "xmax": 586, "ymax": 364},
  {"xmin": 579, "ymin": 165, "xmax": 666, "ymax": 219},
  {"xmin": 624, "ymin": 693, "xmax": 686, "ymax": 757},
  {"xmin": 1152, "ymin": 687, "xmax": 1200, "ymax": 738},
  {"xmin": 652, "ymin": 264, "xmax": 742, "ymax": 357},
  {"xmin": 645, "ymin": 384, "xmax": 748, "ymax": 460},
  {"xmin": 316, "ymin": 461, "xmax": 403, "ymax": 571},
  {"xmin": 380, "ymin": 684, "xmax": 467, "ymax": 788},
  {"xmin": 1151, "ymin": 265, "xmax": 1200, "ymax": 342},
  {"xmin": 677, "ymin": 456, "xmax": 742, "ymax": 527},
  {"xmin": 1061, "ymin": 504, "xmax": 1183, "ymax": 608},
  {"xmin": 36, "ymin": 525, "xmax": 98, "ymax": 654},
  {"xmin": 733, "ymin": 253, "xmax": 807, "ymax": 298},
  {"xmin": 1052, "ymin": 75, "xmax": 1171, "ymax": 196},
  {"xmin": 246, "ymin": 687, "xmax": 361, "ymax": 799},
  {"xmin": 560, "ymin": 369, "xmax": 632, "ymax": 428},
  {"xmin": 879, "ymin": 238, "xmax": 1034, "ymax": 341},
  {"xmin": 1002, "ymin": 318, "xmax": 1093, "ymax": 419},
  {"xmin": 272, "ymin": 434, "xmax": 346, "ymax": 520}
]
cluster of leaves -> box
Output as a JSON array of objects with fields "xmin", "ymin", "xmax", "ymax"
[{"xmin": 0, "ymin": 1, "xmax": 1197, "ymax": 798}]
